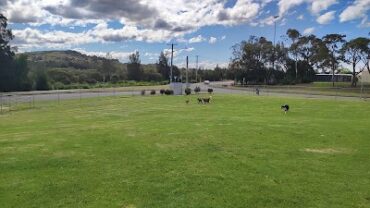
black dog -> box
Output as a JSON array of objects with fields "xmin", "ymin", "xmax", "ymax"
[
  {"xmin": 202, "ymin": 98, "xmax": 211, "ymax": 104},
  {"xmin": 197, "ymin": 97, "xmax": 212, "ymax": 104},
  {"xmin": 281, "ymin": 104, "xmax": 289, "ymax": 113}
]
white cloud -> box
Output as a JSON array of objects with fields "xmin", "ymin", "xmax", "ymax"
[
  {"xmin": 360, "ymin": 16, "xmax": 370, "ymax": 27},
  {"xmin": 259, "ymin": 15, "xmax": 279, "ymax": 26},
  {"xmin": 310, "ymin": 0, "xmax": 338, "ymax": 15},
  {"xmin": 1, "ymin": 0, "xmax": 265, "ymax": 48},
  {"xmin": 340, "ymin": 0, "xmax": 370, "ymax": 24},
  {"xmin": 189, "ymin": 35, "xmax": 206, "ymax": 43},
  {"xmin": 176, "ymin": 59, "xmax": 228, "ymax": 69},
  {"xmin": 278, "ymin": 0, "xmax": 306, "ymax": 17},
  {"xmin": 209, "ymin": 37, "xmax": 217, "ymax": 44},
  {"xmin": 317, "ymin": 11, "xmax": 336, "ymax": 24},
  {"xmin": 297, "ymin": 15, "xmax": 304, "ymax": 20},
  {"xmin": 278, "ymin": 0, "xmax": 337, "ymax": 17},
  {"xmin": 12, "ymin": 28, "xmax": 97, "ymax": 50},
  {"xmin": 303, "ymin": 27, "xmax": 315, "ymax": 35},
  {"xmin": 163, "ymin": 47, "xmax": 195, "ymax": 58}
]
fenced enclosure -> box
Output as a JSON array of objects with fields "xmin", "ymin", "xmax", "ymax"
[
  {"xmin": 0, "ymin": 87, "xmax": 161, "ymax": 114},
  {"xmin": 221, "ymin": 84, "xmax": 370, "ymax": 100},
  {"xmin": 1, "ymin": 84, "xmax": 369, "ymax": 114},
  {"xmin": 0, "ymin": 94, "xmax": 35, "ymax": 113}
]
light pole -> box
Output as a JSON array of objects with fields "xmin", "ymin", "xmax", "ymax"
[{"xmin": 273, "ymin": 15, "xmax": 279, "ymax": 71}]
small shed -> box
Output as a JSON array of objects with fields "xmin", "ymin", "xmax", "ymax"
[
  {"xmin": 170, "ymin": 82, "xmax": 183, "ymax": 95},
  {"xmin": 358, "ymin": 71, "xmax": 370, "ymax": 83},
  {"xmin": 315, "ymin": 74, "xmax": 352, "ymax": 82}
]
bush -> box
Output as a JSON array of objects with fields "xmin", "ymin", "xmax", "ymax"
[
  {"xmin": 35, "ymin": 72, "xmax": 50, "ymax": 91},
  {"xmin": 164, "ymin": 89, "xmax": 174, "ymax": 95},
  {"xmin": 160, "ymin": 89, "xmax": 165, "ymax": 95},
  {"xmin": 150, "ymin": 90, "xmax": 156, "ymax": 95},
  {"xmin": 208, "ymin": 88, "xmax": 214, "ymax": 94},
  {"xmin": 141, "ymin": 90, "xmax": 146, "ymax": 96},
  {"xmin": 194, "ymin": 86, "xmax": 201, "ymax": 93},
  {"xmin": 185, "ymin": 88, "xmax": 191, "ymax": 95}
]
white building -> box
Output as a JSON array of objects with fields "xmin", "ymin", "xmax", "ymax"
[{"xmin": 358, "ymin": 71, "xmax": 370, "ymax": 83}]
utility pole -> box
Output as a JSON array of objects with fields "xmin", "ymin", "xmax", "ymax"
[
  {"xmin": 167, "ymin": 43, "xmax": 177, "ymax": 83},
  {"xmin": 273, "ymin": 15, "xmax": 279, "ymax": 72},
  {"xmin": 196, "ymin": 55, "xmax": 199, "ymax": 83},
  {"xmin": 186, "ymin": 56, "xmax": 189, "ymax": 87}
]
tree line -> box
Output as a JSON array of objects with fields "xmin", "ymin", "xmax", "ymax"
[{"xmin": 229, "ymin": 29, "xmax": 369, "ymax": 87}]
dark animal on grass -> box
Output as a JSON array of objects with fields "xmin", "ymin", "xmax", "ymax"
[
  {"xmin": 281, "ymin": 104, "xmax": 289, "ymax": 113},
  {"xmin": 203, "ymin": 98, "xmax": 211, "ymax": 103},
  {"xmin": 198, "ymin": 96, "xmax": 212, "ymax": 104}
]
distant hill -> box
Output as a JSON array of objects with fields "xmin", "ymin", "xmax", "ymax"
[
  {"xmin": 21, "ymin": 50, "xmax": 124, "ymax": 71},
  {"xmin": 16, "ymin": 50, "xmax": 164, "ymax": 87}
]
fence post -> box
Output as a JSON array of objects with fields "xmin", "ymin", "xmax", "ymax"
[
  {"xmin": 32, "ymin": 95, "xmax": 35, "ymax": 108},
  {"xmin": 8, "ymin": 95, "xmax": 11, "ymax": 111},
  {"xmin": 0, "ymin": 93, "xmax": 2, "ymax": 114},
  {"xmin": 58, "ymin": 90, "xmax": 60, "ymax": 104},
  {"xmin": 15, "ymin": 95, "xmax": 18, "ymax": 111}
]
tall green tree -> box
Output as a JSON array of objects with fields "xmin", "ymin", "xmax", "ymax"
[
  {"xmin": 286, "ymin": 29, "xmax": 301, "ymax": 82},
  {"xmin": 0, "ymin": 14, "xmax": 14, "ymax": 59},
  {"xmin": 156, "ymin": 52, "xmax": 170, "ymax": 81},
  {"xmin": 297, "ymin": 35, "xmax": 323, "ymax": 69},
  {"xmin": 322, "ymin": 34, "xmax": 346, "ymax": 87},
  {"xmin": 0, "ymin": 14, "xmax": 14, "ymax": 91},
  {"xmin": 341, "ymin": 37, "xmax": 370, "ymax": 87},
  {"xmin": 0, "ymin": 13, "xmax": 30, "ymax": 92},
  {"xmin": 98, "ymin": 53, "xmax": 117, "ymax": 82},
  {"xmin": 127, "ymin": 51, "xmax": 143, "ymax": 81}
]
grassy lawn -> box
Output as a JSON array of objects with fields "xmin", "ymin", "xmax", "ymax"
[{"xmin": 1, "ymin": 94, "xmax": 370, "ymax": 207}]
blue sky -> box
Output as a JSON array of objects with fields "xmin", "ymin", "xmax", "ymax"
[{"xmin": 1, "ymin": 0, "xmax": 369, "ymax": 69}]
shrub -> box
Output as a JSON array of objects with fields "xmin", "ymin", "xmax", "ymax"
[
  {"xmin": 185, "ymin": 88, "xmax": 191, "ymax": 95},
  {"xmin": 53, "ymin": 82, "xmax": 66, "ymax": 90},
  {"xmin": 160, "ymin": 89, "xmax": 165, "ymax": 95},
  {"xmin": 150, "ymin": 90, "xmax": 156, "ymax": 95},
  {"xmin": 208, "ymin": 88, "xmax": 214, "ymax": 94},
  {"xmin": 194, "ymin": 86, "xmax": 201, "ymax": 93},
  {"xmin": 164, "ymin": 89, "xmax": 174, "ymax": 95},
  {"xmin": 35, "ymin": 72, "xmax": 50, "ymax": 91},
  {"xmin": 141, "ymin": 90, "xmax": 146, "ymax": 96}
]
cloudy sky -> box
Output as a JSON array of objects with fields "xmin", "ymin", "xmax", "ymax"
[{"xmin": 1, "ymin": 0, "xmax": 369, "ymax": 68}]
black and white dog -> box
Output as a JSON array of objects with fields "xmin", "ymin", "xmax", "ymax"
[
  {"xmin": 198, "ymin": 96, "xmax": 212, "ymax": 104},
  {"xmin": 281, "ymin": 104, "xmax": 289, "ymax": 113}
]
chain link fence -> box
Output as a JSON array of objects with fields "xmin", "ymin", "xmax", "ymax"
[
  {"xmin": 1, "ymin": 85, "xmax": 369, "ymax": 114},
  {"xmin": 0, "ymin": 87, "xmax": 160, "ymax": 114},
  {"xmin": 220, "ymin": 84, "xmax": 370, "ymax": 100}
]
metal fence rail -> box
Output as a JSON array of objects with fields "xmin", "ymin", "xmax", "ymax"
[
  {"xmin": 1, "ymin": 85, "xmax": 369, "ymax": 114},
  {"xmin": 223, "ymin": 85, "xmax": 370, "ymax": 100},
  {"xmin": 0, "ymin": 88, "xmax": 145, "ymax": 114}
]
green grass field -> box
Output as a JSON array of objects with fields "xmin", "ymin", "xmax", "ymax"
[{"xmin": 1, "ymin": 94, "xmax": 370, "ymax": 208}]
